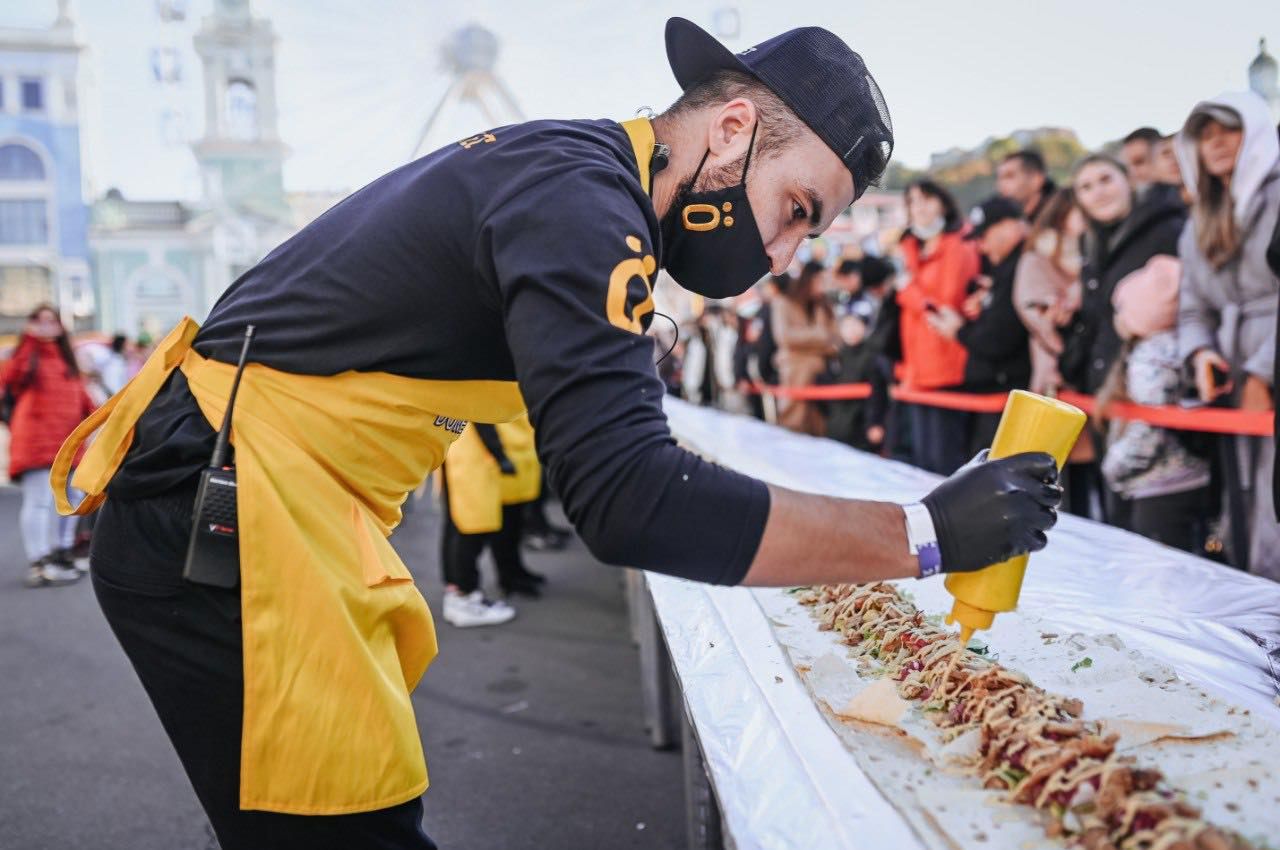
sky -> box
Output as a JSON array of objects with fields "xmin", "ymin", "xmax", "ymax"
[{"xmin": 4, "ymin": 0, "xmax": 1276, "ymax": 201}]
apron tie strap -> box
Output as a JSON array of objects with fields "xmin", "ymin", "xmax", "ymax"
[{"xmin": 51, "ymin": 317, "xmax": 200, "ymax": 516}]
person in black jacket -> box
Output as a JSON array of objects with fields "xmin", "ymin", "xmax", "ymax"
[
  {"xmin": 1059, "ymin": 154, "xmax": 1187, "ymax": 395},
  {"xmin": 927, "ymin": 196, "xmax": 1031, "ymax": 452},
  {"xmin": 1058, "ymin": 154, "xmax": 1186, "ymax": 526},
  {"xmin": 857, "ymin": 256, "xmax": 900, "ymax": 453}
]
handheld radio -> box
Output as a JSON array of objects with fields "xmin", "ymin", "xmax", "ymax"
[{"xmin": 183, "ymin": 325, "xmax": 255, "ymax": 588}]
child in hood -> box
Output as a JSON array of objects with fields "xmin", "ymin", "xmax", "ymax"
[{"xmin": 1100, "ymin": 256, "xmax": 1210, "ymax": 552}]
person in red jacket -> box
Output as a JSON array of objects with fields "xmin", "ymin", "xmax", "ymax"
[
  {"xmin": 897, "ymin": 179, "xmax": 981, "ymax": 474},
  {"xmin": 3, "ymin": 304, "xmax": 94, "ymax": 587}
]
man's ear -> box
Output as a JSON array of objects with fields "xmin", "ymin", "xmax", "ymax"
[{"xmin": 708, "ymin": 98, "xmax": 757, "ymax": 159}]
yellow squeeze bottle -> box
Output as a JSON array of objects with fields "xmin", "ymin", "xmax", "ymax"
[{"xmin": 944, "ymin": 390, "xmax": 1087, "ymax": 647}]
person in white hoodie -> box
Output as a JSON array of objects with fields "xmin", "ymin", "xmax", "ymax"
[{"xmin": 1175, "ymin": 91, "xmax": 1280, "ymax": 580}]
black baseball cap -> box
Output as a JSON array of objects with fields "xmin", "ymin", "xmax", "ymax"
[
  {"xmin": 859, "ymin": 255, "xmax": 895, "ymax": 288},
  {"xmin": 966, "ymin": 195, "xmax": 1024, "ymax": 239},
  {"xmin": 665, "ymin": 17, "xmax": 893, "ymax": 201}
]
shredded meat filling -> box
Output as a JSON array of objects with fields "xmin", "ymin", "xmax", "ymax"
[{"xmin": 793, "ymin": 584, "xmax": 1255, "ymax": 850}]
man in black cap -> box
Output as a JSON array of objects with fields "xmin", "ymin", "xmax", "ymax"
[
  {"xmin": 68, "ymin": 17, "xmax": 1064, "ymax": 848},
  {"xmin": 927, "ymin": 196, "xmax": 1032, "ymax": 449}
]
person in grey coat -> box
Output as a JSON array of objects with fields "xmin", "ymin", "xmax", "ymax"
[{"xmin": 1175, "ymin": 90, "xmax": 1280, "ymax": 580}]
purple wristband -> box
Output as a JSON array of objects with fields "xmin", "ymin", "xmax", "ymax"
[{"xmin": 916, "ymin": 540, "xmax": 943, "ymax": 578}]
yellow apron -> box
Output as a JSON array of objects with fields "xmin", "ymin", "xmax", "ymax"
[
  {"xmin": 50, "ymin": 318, "xmax": 524, "ymax": 814},
  {"xmin": 444, "ymin": 414, "xmax": 541, "ymax": 534},
  {"xmin": 497, "ymin": 414, "xmax": 540, "ymax": 506}
]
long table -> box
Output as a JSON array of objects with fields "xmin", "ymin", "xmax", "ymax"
[{"xmin": 631, "ymin": 398, "xmax": 1280, "ymax": 850}]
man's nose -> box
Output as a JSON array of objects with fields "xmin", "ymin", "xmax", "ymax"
[{"xmin": 767, "ymin": 235, "xmax": 805, "ymax": 274}]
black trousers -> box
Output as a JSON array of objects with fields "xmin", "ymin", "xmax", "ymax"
[
  {"xmin": 439, "ymin": 476, "xmax": 527, "ymax": 594},
  {"xmin": 1129, "ymin": 487, "xmax": 1210, "ymax": 554},
  {"xmin": 90, "ymin": 486, "xmax": 438, "ymax": 850},
  {"xmin": 909, "ymin": 402, "xmax": 971, "ymax": 476}
]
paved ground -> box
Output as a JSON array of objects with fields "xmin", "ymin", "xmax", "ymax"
[{"xmin": 0, "ymin": 486, "xmax": 683, "ymax": 849}]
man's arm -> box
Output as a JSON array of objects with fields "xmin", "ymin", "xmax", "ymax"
[
  {"xmin": 748, "ymin": 448, "xmax": 1062, "ymax": 586},
  {"xmin": 486, "ymin": 163, "xmax": 1060, "ymax": 587},
  {"xmin": 743, "ymin": 486, "xmax": 917, "ymax": 586}
]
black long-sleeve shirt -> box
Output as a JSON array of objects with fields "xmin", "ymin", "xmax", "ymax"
[
  {"xmin": 957, "ymin": 245, "xmax": 1031, "ymax": 393},
  {"xmin": 108, "ymin": 118, "xmax": 769, "ymax": 585}
]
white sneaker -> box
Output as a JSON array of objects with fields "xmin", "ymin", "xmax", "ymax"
[
  {"xmin": 40, "ymin": 563, "xmax": 83, "ymax": 586},
  {"xmin": 443, "ymin": 589, "xmax": 515, "ymax": 628}
]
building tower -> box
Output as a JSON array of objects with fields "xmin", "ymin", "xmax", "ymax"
[
  {"xmin": 1249, "ymin": 38, "xmax": 1279, "ymax": 125},
  {"xmin": 191, "ymin": 0, "xmax": 288, "ymax": 219}
]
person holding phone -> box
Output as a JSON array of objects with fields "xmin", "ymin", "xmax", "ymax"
[
  {"xmin": 3, "ymin": 305, "xmax": 95, "ymax": 587},
  {"xmin": 1175, "ymin": 92, "xmax": 1280, "ymax": 580},
  {"xmin": 896, "ymin": 179, "xmax": 980, "ymax": 474}
]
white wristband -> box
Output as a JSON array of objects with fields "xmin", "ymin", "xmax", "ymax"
[{"xmin": 902, "ymin": 502, "xmax": 943, "ymax": 578}]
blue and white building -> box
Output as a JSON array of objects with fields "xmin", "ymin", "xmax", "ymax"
[
  {"xmin": 0, "ymin": 2, "xmax": 91, "ymax": 333},
  {"xmin": 90, "ymin": 0, "xmax": 333, "ymax": 341}
]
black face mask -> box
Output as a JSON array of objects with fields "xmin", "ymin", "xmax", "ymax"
[{"xmin": 660, "ymin": 124, "xmax": 771, "ymax": 299}]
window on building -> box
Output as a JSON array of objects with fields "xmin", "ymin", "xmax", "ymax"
[
  {"xmin": 150, "ymin": 48, "xmax": 182, "ymax": 84},
  {"xmin": 20, "ymin": 78, "xmax": 43, "ymax": 112},
  {"xmin": 226, "ymin": 78, "xmax": 258, "ymax": 140},
  {"xmin": 0, "ymin": 200, "xmax": 49, "ymax": 245},
  {"xmin": 133, "ymin": 270, "xmax": 191, "ymax": 339},
  {"xmin": 0, "ymin": 265, "xmax": 53, "ymax": 317},
  {"xmin": 0, "ymin": 143, "xmax": 44, "ymax": 180}
]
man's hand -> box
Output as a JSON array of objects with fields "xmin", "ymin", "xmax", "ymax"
[
  {"xmin": 922, "ymin": 451, "xmax": 1062, "ymax": 573},
  {"xmin": 961, "ymin": 278, "xmax": 990, "ymax": 320},
  {"xmin": 739, "ymin": 454, "xmax": 1062, "ymax": 588},
  {"xmin": 1193, "ymin": 348, "xmax": 1233, "ymax": 404},
  {"xmin": 926, "ymin": 305, "xmax": 965, "ymax": 340},
  {"xmin": 1240, "ymin": 373, "xmax": 1273, "ymax": 412}
]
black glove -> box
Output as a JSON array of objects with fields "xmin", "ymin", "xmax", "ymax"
[
  {"xmin": 921, "ymin": 450, "xmax": 1062, "ymax": 574},
  {"xmin": 497, "ymin": 457, "xmax": 517, "ymax": 476}
]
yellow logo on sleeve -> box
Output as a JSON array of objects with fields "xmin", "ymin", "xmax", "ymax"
[
  {"xmin": 459, "ymin": 132, "xmax": 496, "ymax": 149},
  {"xmin": 606, "ymin": 235, "xmax": 657, "ymax": 334}
]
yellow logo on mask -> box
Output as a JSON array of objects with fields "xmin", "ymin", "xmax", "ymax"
[{"xmin": 606, "ymin": 236, "xmax": 657, "ymax": 333}]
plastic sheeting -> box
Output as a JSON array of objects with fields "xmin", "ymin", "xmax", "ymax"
[{"xmin": 648, "ymin": 398, "xmax": 1280, "ymax": 850}]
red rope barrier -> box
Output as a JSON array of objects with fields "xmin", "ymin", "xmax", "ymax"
[{"xmin": 749, "ymin": 382, "xmax": 1274, "ymax": 437}]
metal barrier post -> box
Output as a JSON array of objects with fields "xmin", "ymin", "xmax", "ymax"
[
  {"xmin": 631, "ymin": 571, "xmax": 680, "ymax": 749},
  {"xmin": 682, "ymin": 707, "xmax": 726, "ymax": 850}
]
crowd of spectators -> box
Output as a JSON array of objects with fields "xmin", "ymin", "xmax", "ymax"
[{"xmin": 670, "ymin": 89, "xmax": 1280, "ymax": 583}]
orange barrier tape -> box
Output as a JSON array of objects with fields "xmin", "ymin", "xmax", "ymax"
[
  {"xmin": 749, "ymin": 383, "xmax": 1274, "ymax": 437},
  {"xmin": 892, "ymin": 387, "xmax": 1008, "ymax": 414},
  {"xmin": 1056, "ymin": 391, "xmax": 1274, "ymax": 438},
  {"xmin": 749, "ymin": 382, "xmax": 872, "ymax": 401}
]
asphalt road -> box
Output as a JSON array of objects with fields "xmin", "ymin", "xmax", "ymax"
[{"xmin": 0, "ymin": 486, "xmax": 683, "ymax": 850}]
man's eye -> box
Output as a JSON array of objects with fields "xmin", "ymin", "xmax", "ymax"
[{"xmin": 792, "ymin": 203, "xmax": 807, "ymax": 222}]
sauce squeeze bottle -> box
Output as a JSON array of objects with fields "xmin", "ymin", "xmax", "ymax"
[{"xmin": 944, "ymin": 391, "xmax": 1086, "ymax": 647}]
